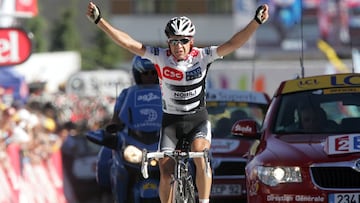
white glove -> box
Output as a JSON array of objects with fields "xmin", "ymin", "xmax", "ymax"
[
  {"xmin": 87, "ymin": 3, "xmax": 102, "ymax": 24},
  {"xmin": 254, "ymin": 5, "xmax": 267, "ymax": 24}
]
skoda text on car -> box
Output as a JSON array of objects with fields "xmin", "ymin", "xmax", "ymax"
[
  {"xmin": 205, "ymin": 89, "xmax": 270, "ymax": 202},
  {"xmin": 232, "ymin": 73, "xmax": 360, "ymax": 203}
]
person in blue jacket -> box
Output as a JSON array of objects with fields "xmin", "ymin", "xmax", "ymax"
[{"xmin": 103, "ymin": 55, "xmax": 159, "ymax": 147}]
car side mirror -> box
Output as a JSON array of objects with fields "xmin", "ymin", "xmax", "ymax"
[{"xmin": 231, "ymin": 119, "xmax": 260, "ymax": 139}]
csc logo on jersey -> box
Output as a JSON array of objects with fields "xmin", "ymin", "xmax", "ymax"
[{"xmin": 163, "ymin": 67, "xmax": 183, "ymax": 81}]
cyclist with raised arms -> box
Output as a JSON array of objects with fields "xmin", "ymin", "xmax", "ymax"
[{"xmin": 86, "ymin": 3, "xmax": 269, "ymax": 203}]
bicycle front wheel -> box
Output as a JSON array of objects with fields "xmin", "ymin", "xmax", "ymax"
[{"xmin": 174, "ymin": 176, "xmax": 196, "ymax": 203}]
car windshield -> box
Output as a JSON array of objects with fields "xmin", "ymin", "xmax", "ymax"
[
  {"xmin": 273, "ymin": 88, "xmax": 360, "ymax": 134},
  {"xmin": 207, "ymin": 101, "xmax": 268, "ymax": 138}
]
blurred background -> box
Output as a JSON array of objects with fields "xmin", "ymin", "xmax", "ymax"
[{"xmin": 0, "ymin": 0, "xmax": 359, "ymax": 202}]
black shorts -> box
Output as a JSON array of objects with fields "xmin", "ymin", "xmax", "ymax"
[{"xmin": 159, "ymin": 108, "xmax": 212, "ymax": 152}]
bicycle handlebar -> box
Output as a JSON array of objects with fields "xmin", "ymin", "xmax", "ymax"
[{"xmin": 141, "ymin": 149, "xmax": 211, "ymax": 179}]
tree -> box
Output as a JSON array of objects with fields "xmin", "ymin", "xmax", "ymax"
[
  {"xmin": 24, "ymin": 0, "xmax": 128, "ymax": 70},
  {"xmin": 49, "ymin": 7, "xmax": 80, "ymax": 51},
  {"xmin": 22, "ymin": 3, "xmax": 48, "ymax": 52},
  {"xmin": 81, "ymin": 28, "xmax": 129, "ymax": 70}
]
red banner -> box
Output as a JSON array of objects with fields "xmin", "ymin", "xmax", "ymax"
[
  {"xmin": 0, "ymin": 28, "xmax": 32, "ymax": 66},
  {"xmin": 1, "ymin": 146, "xmax": 67, "ymax": 203},
  {"xmin": 15, "ymin": 0, "xmax": 38, "ymax": 16}
]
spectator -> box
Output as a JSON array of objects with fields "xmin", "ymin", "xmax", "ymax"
[
  {"xmin": 297, "ymin": 105, "xmax": 339, "ymax": 132},
  {"xmin": 214, "ymin": 117, "xmax": 232, "ymax": 138},
  {"xmin": 230, "ymin": 109, "xmax": 249, "ymax": 124},
  {"xmin": 299, "ymin": 105, "xmax": 324, "ymax": 131}
]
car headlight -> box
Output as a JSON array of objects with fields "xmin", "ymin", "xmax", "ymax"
[
  {"xmin": 123, "ymin": 145, "xmax": 142, "ymax": 164},
  {"xmin": 256, "ymin": 166, "xmax": 302, "ymax": 186}
]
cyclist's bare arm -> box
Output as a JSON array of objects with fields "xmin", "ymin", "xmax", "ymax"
[
  {"xmin": 87, "ymin": 2, "xmax": 146, "ymax": 57},
  {"xmin": 216, "ymin": 20, "xmax": 260, "ymax": 57}
]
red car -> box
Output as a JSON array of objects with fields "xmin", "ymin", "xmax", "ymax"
[
  {"xmin": 233, "ymin": 73, "xmax": 360, "ymax": 203},
  {"xmin": 205, "ymin": 89, "xmax": 270, "ymax": 202}
]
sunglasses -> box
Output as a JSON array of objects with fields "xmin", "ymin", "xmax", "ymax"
[{"xmin": 168, "ymin": 38, "xmax": 191, "ymax": 46}]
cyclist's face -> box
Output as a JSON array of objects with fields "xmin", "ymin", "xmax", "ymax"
[{"xmin": 167, "ymin": 36, "xmax": 193, "ymax": 61}]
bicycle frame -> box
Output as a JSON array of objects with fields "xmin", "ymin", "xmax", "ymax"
[{"xmin": 141, "ymin": 148, "xmax": 211, "ymax": 203}]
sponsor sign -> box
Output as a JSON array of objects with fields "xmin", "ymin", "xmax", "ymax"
[
  {"xmin": 231, "ymin": 120, "xmax": 257, "ymax": 136},
  {"xmin": 0, "ymin": 28, "xmax": 31, "ymax": 66},
  {"xmin": 136, "ymin": 91, "xmax": 161, "ymax": 104},
  {"xmin": 266, "ymin": 194, "xmax": 325, "ymax": 202},
  {"xmin": 66, "ymin": 70, "xmax": 131, "ymax": 97},
  {"xmin": 325, "ymin": 134, "xmax": 360, "ymax": 155},
  {"xmin": 206, "ymin": 89, "xmax": 268, "ymax": 104},
  {"xmin": 16, "ymin": 0, "xmax": 38, "ymax": 16},
  {"xmin": 211, "ymin": 139, "xmax": 240, "ymax": 153},
  {"xmin": 0, "ymin": 0, "xmax": 38, "ymax": 17},
  {"xmin": 280, "ymin": 74, "xmax": 360, "ymax": 94}
]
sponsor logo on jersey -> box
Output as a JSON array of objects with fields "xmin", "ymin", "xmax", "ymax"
[
  {"xmin": 163, "ymin": 67, "xmax": 183, "ymax": 81},
  {"xmin": 186, "ymin": 66, "xmax": 202, "ymax": 81},
  {"xmin": 150, "ymin": 47, "xmax": 159, "ymax": 56},
  {"xmin": 173, "ymin": 89, "xmax": 198, "ymax": 99},
  {"xmin": 205, "ymin": 47, "xmax": 211, "ymax": 56},
  {"xmin": 189, "ymin": 48, "xmax": 200, "ymax": 57}
]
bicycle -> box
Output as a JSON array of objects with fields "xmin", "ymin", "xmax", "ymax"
[{"xmin": 141, "ymin": 138, "xmax": 211, "ymax": 203}]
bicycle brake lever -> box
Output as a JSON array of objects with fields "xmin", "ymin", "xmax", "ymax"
[
  {"xmin": 203, "ymin": 149, "xmax": 211, "ymax": 178},
  {"xmin": 141, "ymin": 149, "xmax": 149, "ymax": 179}
]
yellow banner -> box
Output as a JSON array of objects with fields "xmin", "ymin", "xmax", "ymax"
[{"xmin": 280, "ymin": 73, "xmax": 360, "ymax": 94}]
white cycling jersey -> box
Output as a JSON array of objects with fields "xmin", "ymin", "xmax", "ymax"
[{"xmin": 143, "ymin": 46, "xmax": 222, "ymax": 115}]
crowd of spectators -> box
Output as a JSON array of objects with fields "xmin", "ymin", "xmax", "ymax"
[{"xmin": 0, "ymin": 85, "xmax": 115, "ymax": 203}]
